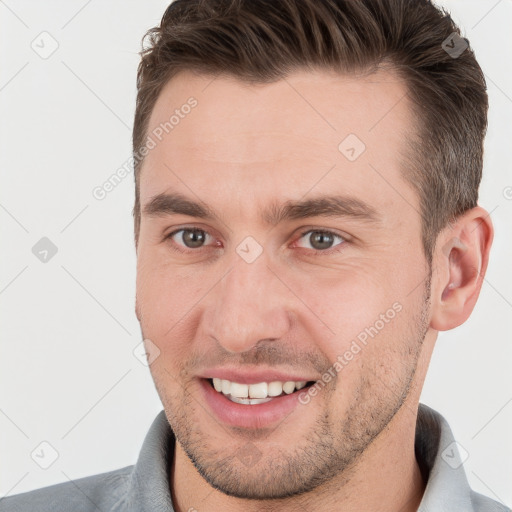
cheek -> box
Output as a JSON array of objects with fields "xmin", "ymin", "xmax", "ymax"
[
  {"xmin": 287, "ymin": 259, "xmax": 416, "ymax": 362},
  {"xmin": 291, "ymin": 264, "xmax": 393, "ymax": 327},
  {"xmin": 136, "ymin": 257, "xmax": 217, "ymax": 357},
  {"xmin": 136, "ymin": 270, "xmax": 199, "ymax": 382}
]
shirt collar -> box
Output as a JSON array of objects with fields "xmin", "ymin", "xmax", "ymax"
[
  {"xmin": 111, "ymin": 409, "xmax": 175, "ymax": 512},
  {"xmin": 415, "ymin": 403, "xmax": 474, "ymax": 511},
  {"xmin": 112, "ymin": 403, "xmax": 475, "ymax": 511}
]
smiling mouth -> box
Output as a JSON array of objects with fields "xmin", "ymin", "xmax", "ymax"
[{"xmin": 208, "ymin": 377, "xmax": 316, "ymax": 405}]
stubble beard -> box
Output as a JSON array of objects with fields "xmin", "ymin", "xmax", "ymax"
[{"xmin": 151, "ymin": 277, "xmax": 431, "ymax": 501}]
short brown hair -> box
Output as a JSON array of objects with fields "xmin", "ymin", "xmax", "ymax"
[{"xmin": 132, "ymin": 0, "xmax": 488, "ymax": 264}]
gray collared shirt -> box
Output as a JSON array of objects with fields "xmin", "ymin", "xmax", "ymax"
[{"xmin": 1, "ymin": 404, "xmax": 509, "ymax": 511}]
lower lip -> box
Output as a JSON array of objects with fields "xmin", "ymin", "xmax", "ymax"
[{"xmin": 200, "ymin": 379, "xmax": 310, "ymax": 429}]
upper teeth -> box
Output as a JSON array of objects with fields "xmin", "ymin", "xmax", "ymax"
[{"xmin": 212, "ymin": 378, "xmax": 307, "ymax": 399}]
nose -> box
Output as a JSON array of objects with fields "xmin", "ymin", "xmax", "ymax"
[{"xmin": 204, "ymin": 254, "xmax": 292, "ymax": 353}]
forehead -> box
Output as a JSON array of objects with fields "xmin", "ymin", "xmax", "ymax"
[{"xmin": 139, "ymin": 68, "xmax": 417, "ymax": 222}]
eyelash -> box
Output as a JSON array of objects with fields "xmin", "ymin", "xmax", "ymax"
[{"xmin": 164, "ymin": 227, "xmax": 347, "ymax": 256}]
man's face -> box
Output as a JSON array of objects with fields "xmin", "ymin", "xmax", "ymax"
[{"xmin": 135, "ymin": 69, "xmax": 433, "ymax": 499}]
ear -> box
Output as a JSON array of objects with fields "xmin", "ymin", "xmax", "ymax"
[{"xmin": 430, "ymin": 206, "xmax": 494, "ymax": 331}]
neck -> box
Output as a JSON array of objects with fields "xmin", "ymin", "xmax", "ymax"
[{"xmin": 170, "ymin": 402, "xmax": 426, "ymax": 512}]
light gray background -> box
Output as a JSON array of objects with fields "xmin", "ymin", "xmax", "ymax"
[{"xmin": 1, "ymin": 0, "xmax": 511, "ymax": 506}]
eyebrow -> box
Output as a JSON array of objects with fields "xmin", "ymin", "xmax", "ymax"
[{"xmin": 142, "ymin": 192, "xmax": 381, "ymax": 226}]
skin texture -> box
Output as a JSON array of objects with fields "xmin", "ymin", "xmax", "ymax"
[{"xmin": 135, "ymin": 68, "xmax": 493, "ymax": 512}]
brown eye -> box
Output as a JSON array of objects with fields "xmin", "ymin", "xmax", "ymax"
[
  {"xmin": 296, "ymin": 230, "xmax": 345, "ymax": 251},
  {"xmin": 168, "ymin": 228, "xmax": 211, "ymax": 249},
  {"xmin": 309, "ymin": 232, "xmax": 335, "ymax": 250},
  {"xmin": 181, "ymin": 229, "xmax": 206, "ymax": 248}
]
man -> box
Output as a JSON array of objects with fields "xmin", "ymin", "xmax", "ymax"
[{"xmin": 1, "ymin": 0, "xmax": 509, "ymax": 511}]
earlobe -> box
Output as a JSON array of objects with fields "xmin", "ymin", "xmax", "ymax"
[{"xmin": 430, "ymin": 207, "xmax": 493, "ymax": 331}]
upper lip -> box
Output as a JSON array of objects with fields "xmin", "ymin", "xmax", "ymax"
[{"xmin": 199, "ymin": 367, "xmax": 318, "ymax": 385}]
